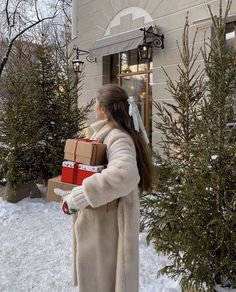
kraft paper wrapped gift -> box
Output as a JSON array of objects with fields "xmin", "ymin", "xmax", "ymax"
[
  {"xmin": 46, "ymin": 176, "xmax": 77, "ymax": 202},
  {"xmin": 64, "ymin": 139, "xmax": 107, "ymax": 166}
]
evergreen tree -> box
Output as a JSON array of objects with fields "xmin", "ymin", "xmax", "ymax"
[
  {"xmin": 141, "ymin": 1, "xmax": 236, "ymax": 291},
  {"xmin": 196, "ymin": 0, "xmax": 236, "ymax": 288},
  {"xmin": 30, "ymin": 28, "xmax": 92, "ymax": 183},
  {"xmin": 0, "ymin": 27, "xmax": 92, "ymax": 190},
  {"xmin": 0, "ymin": 39, "xmax": 41, "ymax": 186}
]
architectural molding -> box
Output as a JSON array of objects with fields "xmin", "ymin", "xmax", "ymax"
[{"xmin": 105, "ymin": 7, "xmax": 153, "ymax": 36}]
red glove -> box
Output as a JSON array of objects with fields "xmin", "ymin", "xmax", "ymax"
[{"xmin": 61, "ymin": 201, "xmax": 71, "ymax": 215}]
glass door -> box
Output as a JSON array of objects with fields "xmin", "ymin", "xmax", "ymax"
[{"xmin": 110, "ymin": 49, "xmax": 153, "ymax": 141}]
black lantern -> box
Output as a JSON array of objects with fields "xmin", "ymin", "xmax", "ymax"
[
  {"xmin": 72, "ymin": 58, "xmax": 84, "ymax": 73},
  {"xmin": 72, "ymin": 47, "xmax": 96, "ymax": 73},
  {"xmin": 138, "ymin": 42, "xmax": 152, "ymax": 62},
  {"xmin": 138, "ymin": 25, "xmax": 164, "ymax": 62}
]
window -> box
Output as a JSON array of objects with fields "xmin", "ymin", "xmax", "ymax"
[{"xmin": 110, "ymin": 49, "xmax": 153, "ymax": 142}]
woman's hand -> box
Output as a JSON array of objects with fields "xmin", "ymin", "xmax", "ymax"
[
  {"xmin": 54, "ymin": 189, "xmax": 77, "ymax": 215},
  {"xmin": 54, "ymin": 187, "xmax": 90, "ymax": 215}
]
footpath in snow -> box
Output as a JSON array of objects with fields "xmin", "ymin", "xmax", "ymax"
[{"xmin": 0, "ymin": 197, "xmax": 234, "ymax": 292}]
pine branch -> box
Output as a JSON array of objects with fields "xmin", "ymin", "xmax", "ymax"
[{"xmin": 142, "ymin": 1, "xmax": 236, "ymax": 289}]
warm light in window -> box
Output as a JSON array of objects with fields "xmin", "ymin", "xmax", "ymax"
[{"xmin": 140, "ymin": 92, "xmax": 146, "ymax": 99}]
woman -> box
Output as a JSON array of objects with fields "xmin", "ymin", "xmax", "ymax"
[{"xmin": 55, "ymin": 84, "xmax": 152, "ymax": 292}]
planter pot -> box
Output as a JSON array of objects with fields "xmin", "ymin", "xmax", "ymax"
[{"xmin": 3, "ymin": 181, "xmax": 41, "ymax": 203}]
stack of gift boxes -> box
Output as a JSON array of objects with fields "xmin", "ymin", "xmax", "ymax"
[{"xmin": 46, "ymin": 138, "xmax": 107, "ymax": 202}]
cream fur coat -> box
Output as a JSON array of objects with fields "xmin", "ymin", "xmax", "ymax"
[{"xmin": 72, "ymin": 119, "xmax": 140, "ymax": 292}]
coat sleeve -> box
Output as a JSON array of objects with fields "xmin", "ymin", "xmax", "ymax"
[{"xmin": 82, "ymin": 130, "xmax": 140, "ymax": 208}]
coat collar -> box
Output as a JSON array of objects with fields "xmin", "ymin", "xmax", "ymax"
[
  {"xmin": 90, "ymin": 119, "xmax": 112, "ymax": 142},
  {"xmin": 90, "ymin": 119, "xmax": 108, "ymax": 132}
]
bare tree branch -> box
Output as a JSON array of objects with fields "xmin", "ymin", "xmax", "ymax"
[
  {"xmin": 34, "ymin": 0, "xmax": 40, "ymax": 22},
  {"xmin": 5, "ymin": 0, "xmax": 10, "ymax": 27},
  {"xmin": 59, "ymin": 0, "xmax": 72, "ymax": 24},
  {"xmin": 12, "ymin": 0, "xmax": 24, "ymax": 28},
  {"xmin": 0, "ymin": 0, "xmax": 59, "ymax": 78}
]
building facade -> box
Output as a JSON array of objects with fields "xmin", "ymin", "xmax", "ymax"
[{"xmin": 70, "ymin": 0, "xmax": 236, "ymax": 147}]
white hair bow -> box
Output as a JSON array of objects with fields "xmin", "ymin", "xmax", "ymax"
[{"xmin": 128, "ymin": 96, "xmax": 149, "ymax": 144}]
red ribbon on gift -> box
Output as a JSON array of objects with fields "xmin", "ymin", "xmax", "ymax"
[
  {"xmin": 74, "ymin": 140, "xmax": 79, "ymax": 162},
  {"xmin": 73, "ymin": 138, "xmax": 97, "ymax": 162},
  {"xmin": 73, "ymin": 162, "xmax": 78, "ymax": 184},
  {"xmin": 73, "ymin": 138, "xmax": 98, "ymax": 164}
]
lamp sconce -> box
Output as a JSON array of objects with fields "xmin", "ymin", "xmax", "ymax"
[
  {"xmin": 72, "ymin": 47, "xmax": 96, "ymax": 73},
  {"xmin": 138, "ymin": 25, "xmax": 164, "ymax": 62}
]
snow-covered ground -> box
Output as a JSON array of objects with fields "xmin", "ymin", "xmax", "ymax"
[{"xmin": 0, "ymin": 197, "xmax": 234, "ymax": 292}]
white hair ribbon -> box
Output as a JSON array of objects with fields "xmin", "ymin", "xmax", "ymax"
[{"xmin": 128, "ymin": 96, "xmax": 149, "ymax": 144}]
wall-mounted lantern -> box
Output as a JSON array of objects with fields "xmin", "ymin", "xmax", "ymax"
[
  {"xmin": 72, "ymin": 47, "xmax": 96, "ymax": 73},
  {"xmin": 138, "ymin": 25, "xmax": 164, "ymax": 62}
]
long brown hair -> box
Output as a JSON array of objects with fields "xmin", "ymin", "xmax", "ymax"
[{"xmin": 97, "ymin": 83, "xmax": 153, "ymax": 193}]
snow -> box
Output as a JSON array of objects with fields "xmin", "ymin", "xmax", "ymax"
[{"xmin": 0, "ymin": 197, "xmax": 234, "ymax": 292}]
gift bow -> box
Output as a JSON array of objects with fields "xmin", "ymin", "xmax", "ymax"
[{"xmin": 128, "ymin": 96, "xmax": 149, "ymax": 144}]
